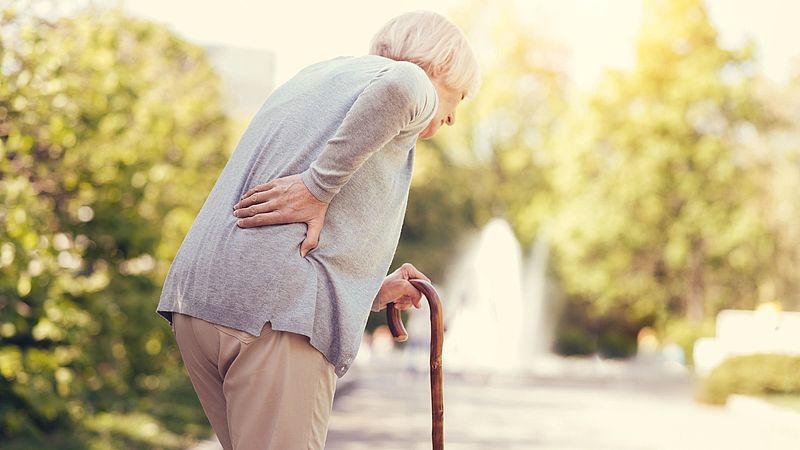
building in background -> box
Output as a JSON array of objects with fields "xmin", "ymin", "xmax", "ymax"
[{"xmin": 204, "ymin": 45, "xmax": 275, "ymax": 118}]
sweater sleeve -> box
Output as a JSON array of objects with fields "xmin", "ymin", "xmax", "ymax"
[{"xmin": 300, "ymin": 61, "xmax": 438, "ymax": 204}]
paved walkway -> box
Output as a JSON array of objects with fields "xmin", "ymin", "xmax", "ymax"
[{"xmin": 325, "ymin": 358, "xmax": 800, "ymax": 450}]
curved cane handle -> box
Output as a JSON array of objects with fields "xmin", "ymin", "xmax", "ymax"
[
  {"xmin": 387, "ymin": 302, "xmax": 409, "ymax": 342},
  {"xmin": 387, "ymin": 279, "xmax": 443, "ymax": 343}
]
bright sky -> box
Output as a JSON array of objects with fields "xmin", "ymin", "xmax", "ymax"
[{"xmin": 115, "ymin": 0, "xmax": 800, "ymax": 89}]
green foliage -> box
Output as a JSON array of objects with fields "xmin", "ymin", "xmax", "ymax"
[
  {"xmin": 444, "ymin": 0, "xmax": 569, "ymax": 248},
  {"xmin": 597, "ymin": 330, "xmax": 638, "ymax": 359},
  {"xmin": 1, "ymin": 4, "xmax": 228, "ymax": 438},
  {"xmin": 391, "ymin": 0, "xmax": 800, "ymax": 356},
  {"xmin": 2, "ymin": 367, "xmax": 211, "ymax": 449},
  {"xmin": 757, "ymin": 70, "xmax": 800, "ymax": 312},
  {"xmin": 392, "ymin": 143, "xmax": 484, "ymax": 284},
  {"xmin": 697, "ymin": 354, "xmax": 800, "ymax": 405},
  {"xmin": 552, "ymin": 298, "xmax": 646, "ymax": 358},
  {"xmin": 547, "ymin": 0, "xmax": 779, "ymax": 331}
]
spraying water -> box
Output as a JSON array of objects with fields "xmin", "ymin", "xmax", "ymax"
[{"xmin": 399, "ymin": 217, "xmax": 550, "ymax": 375}]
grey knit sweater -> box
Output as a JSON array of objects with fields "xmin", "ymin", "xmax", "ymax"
[{"xmin": 156, "ymin": 54, "xmax": 439, "ymax": 377}]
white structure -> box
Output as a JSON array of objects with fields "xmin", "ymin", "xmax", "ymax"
[
  {"xmin": 402, "ymin": 217, "xmax": 552, "ymax": 374},
  {"xmin": 693, "ymin": 307, "xmax": 800, "ymax": 375}
]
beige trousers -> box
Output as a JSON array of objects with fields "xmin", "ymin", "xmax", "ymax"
[{"xmin": 171, "ymin": 312, "xmax": 337, "ymax": 450}]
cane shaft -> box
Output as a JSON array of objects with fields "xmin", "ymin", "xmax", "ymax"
[
  {"xmin": 386, "ymin": 279, "xmax": 444, "ymax": 450},
  {"xmin": 411, "ymin": 279, "xmax": 444, "ymax": 450}
]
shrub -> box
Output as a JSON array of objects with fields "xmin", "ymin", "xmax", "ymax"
[
  {"xmin": 598, "ymin": 330, "xmax": 637, "ymax": 359},
  {"xmin": 696, "ymin": 353, "xmax": 800, "ymax": 405},
  {"xmin": 554, "ymin": 326, "xmax": 596, "ymax": 356}
]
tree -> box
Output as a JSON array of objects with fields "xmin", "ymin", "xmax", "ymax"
[
  {"xmin": 0, "ymin": 4, "xmax": 229, "ymax": 436},
  {"xmin": 754, "ymin": 64, "xmax": 800, "ymax": 311},
  {"xmin": 548, "ymin": 0, "xmax": 776, "ymax": 337}
]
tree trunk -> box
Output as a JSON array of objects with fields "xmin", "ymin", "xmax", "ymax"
[{"xmin": 686, "ymin": 238, "xmax": 705, "ymax": 322}]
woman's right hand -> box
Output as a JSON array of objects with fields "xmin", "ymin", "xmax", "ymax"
[{"xmin": 233, "ymin": 173, "xmax": 330, "ymax": 257}]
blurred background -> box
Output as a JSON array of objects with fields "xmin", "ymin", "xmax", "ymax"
[{"xmin": 2, "ymin": 0, "xmax": 799, "ymax": 448}]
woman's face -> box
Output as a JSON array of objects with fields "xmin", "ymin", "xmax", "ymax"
[{"xmin": 418, "ymin": 76, "xmax": 465, "ymax": 140}]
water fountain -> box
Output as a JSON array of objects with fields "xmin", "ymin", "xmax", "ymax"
[{"xmin": 403, "ymin": 217, "xmax": 552, "ymax": 375}]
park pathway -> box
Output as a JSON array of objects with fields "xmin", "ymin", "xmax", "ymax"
[{"xmin": 324, "ymin": 358, "xmax": 800, "ymax": 450}]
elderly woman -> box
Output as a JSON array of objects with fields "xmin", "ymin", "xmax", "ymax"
[{"xmin": 156, "ymin": 10, "xmax": 480, "ymax": 450}]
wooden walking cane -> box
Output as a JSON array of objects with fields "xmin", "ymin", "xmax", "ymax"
[{"xmin": 386, "ymin": 278, "xmax": 444, "ymax": 450}]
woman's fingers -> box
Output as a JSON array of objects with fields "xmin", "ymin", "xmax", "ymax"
[
  {"xmin": 414, "ymin": 272, "xmax": 432, "ymax": 283},
  {"xmin": 393, "ymin": 298, "xmax": 414, "ymax": 310},
  {"xmin": 235, "ymin": 183, "xmax": 275, "ymax": 208},
  {"xmin": 404, "ymin": 265, "xmax": 431, "ymax": 283},
  {"xmin": 233, "ymin": 200, "xmax": 277, "ymax": 219},
  {"xmin": 236, "ymin": 210, "xmax": 284, "ymax": 228},
  {"xmin": 234, "ymin": 187, "xmax": 278, "ymax": 210},
  {"xmin": 401, "ymin": 283, "xmax": 423, "ymax": 308},
  {"xmin": 241, "ymin": 181, "xmax": 274, "ymax": 200},
  {"xmin": 232, "ymin": 174, "xmax": 330, "ymax": 236}
]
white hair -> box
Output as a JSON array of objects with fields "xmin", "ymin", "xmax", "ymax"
[{"xmin": 368, "ymin": 10, "xmax": 481, "ymax": 99}]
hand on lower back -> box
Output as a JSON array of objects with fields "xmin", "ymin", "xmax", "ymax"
[{"xmin": 232, "ymin": 173, "xmax": 329, "ymax": 257}]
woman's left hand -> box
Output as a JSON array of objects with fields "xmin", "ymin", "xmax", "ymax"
[
  {"xmin": 233, "ymin": 174, "xmax": 329, "ymax": 257},
  {"xmin": 373, "ymin": 263, "xmax": 432, "ymax": 311}
]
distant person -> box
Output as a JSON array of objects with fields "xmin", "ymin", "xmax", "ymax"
[{"xmin": 156, "ymin": 10, "xmax": 480, "ymax": 450}]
